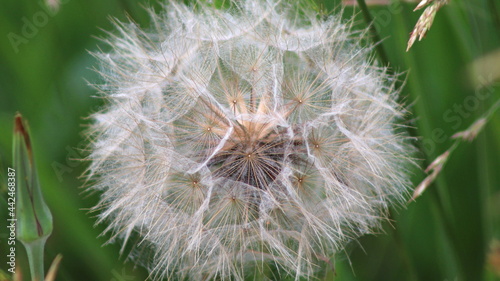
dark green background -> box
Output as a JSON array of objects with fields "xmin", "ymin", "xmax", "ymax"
[{"xmin": 0, "ymin": 0, "xmax": 499, "ymax": 280}]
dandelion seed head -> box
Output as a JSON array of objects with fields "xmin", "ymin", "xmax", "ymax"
[{"xmin": 86, "ymin": 0, "xmax": 414, "ymax": 279}]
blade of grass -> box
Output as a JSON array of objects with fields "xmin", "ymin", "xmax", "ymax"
[{"xmin": 388, "ymin": 1, "xmax": 469, "ymax": 278}]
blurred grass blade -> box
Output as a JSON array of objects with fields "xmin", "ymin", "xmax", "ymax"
[
  {"xmin": 0, "ymin": 269, "xmax": 13, "ymax": 281},
  {"xmin": 13, "ymin": 113, "xmax": 53, "ymax": 281},
  {"xmin": 44, "ymin": 255, "xmax": 62, "ymax": 281}
]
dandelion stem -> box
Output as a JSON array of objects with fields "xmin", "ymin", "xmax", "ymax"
[{"xmin": 24, "ymin": 239, "xmax": 47, "ymax": 281}]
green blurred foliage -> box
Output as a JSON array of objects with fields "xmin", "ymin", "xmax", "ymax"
[{"xmin": 0, "ymin": 0, "xmax": 499, "ymax": 280}]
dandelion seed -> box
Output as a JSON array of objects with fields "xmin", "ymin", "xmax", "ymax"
[{"xmin": 86, "ymin": 0, "xmax": 414, "ymax": 280}]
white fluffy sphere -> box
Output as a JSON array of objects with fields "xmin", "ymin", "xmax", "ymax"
[{"xmin": 86, "ymin": 1, "xmax": 414, "ymax": 280}]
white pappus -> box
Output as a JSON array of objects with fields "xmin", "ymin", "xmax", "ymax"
[{"xmin": 85, "ymin": 0, "xmax": 415, "ymax": 280}]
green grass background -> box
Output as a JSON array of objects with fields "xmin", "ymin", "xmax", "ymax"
[{"xmin": 0, "ymin": 0, "xmax": 499, "ymax": 280}]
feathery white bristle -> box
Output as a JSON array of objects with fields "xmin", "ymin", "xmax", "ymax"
[{"xmin": 86, "ymin": 0, "xmax": 414, "ymax": 280}]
